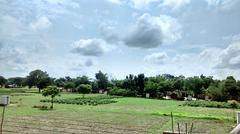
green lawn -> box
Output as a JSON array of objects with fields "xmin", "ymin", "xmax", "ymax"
[{"xmin": 0, "ymin": 88, "xmax": 236, "ymax": 133}]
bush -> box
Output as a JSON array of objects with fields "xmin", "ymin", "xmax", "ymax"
[
  {"xmin": 109, "ymin": 87, "xmax": 135, "ymax": 97},
  {"xmin": 77, "ymin": 84, "xmax": 92, "ymax": 97},
  {"xmin": 183, "ymin": 100, "xmax": 240, "ymax": 109}
]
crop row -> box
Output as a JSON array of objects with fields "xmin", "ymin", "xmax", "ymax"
[{"xmin": 40, "ymin": 95, "xmax": 121, "ymax": 106}]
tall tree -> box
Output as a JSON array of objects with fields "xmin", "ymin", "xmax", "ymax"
[
  {"xmin": 26, "ymin": 69, "xmax": 50, "ymax": 93},
  {"xmin": 224, "ymin": 76, "xmax": 238, "ymax": 100},
  {"xmin": 95, "ymin": 71, "xmax": 108, "ymax": 90},
  {"xmin": 137, "ymin": 74, "xmax": 145, "ymax": 96},
  {"xmin": 74, "ymin": 75, "xmax": 90, "ymax": 87},
  {"xmin": 0, "ymin": 76, "xmax": 7, "ymax": 87}
]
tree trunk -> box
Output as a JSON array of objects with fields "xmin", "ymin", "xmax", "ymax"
[
  {"xmin": 39, "ymin": 88, "xmax": 41, "ymax": 93},
  {"xmin": 51, "ymin": 97, "xmax": 53, "ymax": 109}
]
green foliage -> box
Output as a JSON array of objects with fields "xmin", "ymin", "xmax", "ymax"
[
  {"xmin": 108, "ymin": 87, "xmax": 135, "ymax": 96},
  {"xmin": 41, "ymin": 95, "xmax": 120, "ymax": 106},
  {"xmin": 77, "ymin": 84, "xmax": 92, "ymax": 97},
  {"xmin": 144, "ymin": 81, "xmax": 158, "ymax": 97},
  {"xmin": 95, "ymin": 71, "xmax": 108, "ymax": 90},
  {"xmin": 184, "ymin": 76, "xmax": 204, "ymax": 97},
  {"xmin": 224, "ymin": 76, "xmax": 238, "ymax": 100},
  {"xmin": 7, "ymin": 77, "xmax": 26, "ymax": 87},
  {"xmin": 207, "ymin": 83, "xmax": 227, "ymax": 101},
  {"xmin": 42, "ymin": 86, "xmax": 60, "ymax": 109},
  {"xmin": 64, "ymin": 82, "xmax": 75, "ymax": 90},
  {"xmin": 26, "ymin": 69, "xmax": 50, "ymax": 92},
  {"xmin": 183, "ymin": 100, "xmax": 240, "ymax": 109},
  {"xmin": 0, "ymin": 76, "xmax": 7, "ymax": 87},
  {"xmin": 74, "ymin": 76, "xmax": 90, "ymax": 87}
]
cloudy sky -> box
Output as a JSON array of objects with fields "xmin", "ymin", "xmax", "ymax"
[{"xmin": 0, "ymin": 0, "xmax": 240, "ymax": 79}]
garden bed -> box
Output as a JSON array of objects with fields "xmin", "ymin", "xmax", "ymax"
[{"xmin": 40, "ymin": 95, "xmax": 122, "ymax": 106}]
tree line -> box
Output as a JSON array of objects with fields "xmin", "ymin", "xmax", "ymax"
[{"xmin": 1, "ymin": 69, "xmax": 240, "ymax": 102}]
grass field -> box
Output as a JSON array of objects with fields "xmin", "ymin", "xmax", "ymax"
[{"xmin": 0, "ymin": 88, "xmax": 237, "ymax": 134}]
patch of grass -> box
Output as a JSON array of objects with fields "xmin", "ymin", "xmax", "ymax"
[
  {"xmin": 0, "ymin": 88, "xmax": 237, "ymax": 133},
  {"xmin": 152, "ymin": 112, "xmax": 232, "ymax": 121}
]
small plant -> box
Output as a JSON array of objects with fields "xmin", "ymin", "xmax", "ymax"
[
  {"xmin": 42, "ymin": 86, "xmax": 60, "ymax": 109},
  {"xmin": 32, "ymin": 105, "xmax": 48, "ymax": 110}
]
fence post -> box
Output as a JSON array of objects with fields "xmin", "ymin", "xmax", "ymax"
[{"xmin": 0, "ymin": 106, "xmax": 6, "ymax": 134}]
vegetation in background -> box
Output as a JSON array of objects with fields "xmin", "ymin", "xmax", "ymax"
[
  {"xmin": 1, "ymin": 70, "xmax": 240, "ymax": 102},
  {"xmin": 183, "ymin": 100, "xmax": 240, "ymax": 109}
]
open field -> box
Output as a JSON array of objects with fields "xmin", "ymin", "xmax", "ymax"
[{"xmin": 0, "ymin": 88, "xmax": 237, "ymax": 134}]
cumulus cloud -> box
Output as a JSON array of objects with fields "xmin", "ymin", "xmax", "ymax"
[
  {"xmin": 159, "ymin": 0, "xmax": 190, "ymax": 10},
  {"xmin": 215, "ymin": 42, "xmax": 240, "ymax": 69},
  {"xmin": 107, "ymin": 0, "xmax": 189, "ymax": 10},
  {"xmin": 205, "ymin": 0, "xmax": 239, "ymax": 10},
  {"xmin": 144, "ymin": 52, "xmax": 168, "ymax": 64},
  {"xmin": 69, "ymin": 59, "xmax": 95, "ymax": 71},
  {"xmin": 30, "ymin": 16, "xmax": 52, "ymax": 31},
  {"xmin": 123, "ymin": 13, "xmax": 181, "ymax": 48},
  {"xmin": 71, "ymin": 38, "xmax": 114, "ymax": 56},
  {"xmin": 107, "ymin": 0, "xmax": 124, "ymax": 5},
  {"xmin": 99, "ymin": 21, "xmax": 120, "ymax": 43}
]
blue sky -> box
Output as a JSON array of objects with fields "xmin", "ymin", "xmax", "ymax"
[{"xmin": 0, "ymin": 0, "xmax": 240, "ymax": 79}]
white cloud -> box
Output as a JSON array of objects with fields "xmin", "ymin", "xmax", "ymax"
[
  {"xmin": 144, "ymin": 52, "xmax": 168, "ymax": 64},
  {"xmin": 30, "ymin": 16, "xmax": 52, "ymax": 31},
  {"xmin": 71, "ymin": 38, "xmax": 114, "ymax": 56},
  {"xmin": 128, "ymin": 0, "xmax": 160, "ymax": 9},
  {"xmin": 205, "ymin": 0, "xmax": 238, "ymax": 10},
  {"xmin": 123, "ymin": 13, "xmax": 182, "ymax": 48},
  {"xmin": 107, "ymin": 0, "xmax": 189, "ymax": 10},
  {"xmin": 159, "ymin": 0, "xmax": 190, "ymax": 10},
  {"xmin": 107, "ymin": 0, "xmax": 124, "ymax": 5},
  {"xmin": 215, "ymin": 41, "xmax": 240, "ymax": 69}
]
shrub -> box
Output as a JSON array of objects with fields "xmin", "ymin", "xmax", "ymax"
[
  {"xmin": 109, "ymin": 87, "xmax": 135, "ymax": 97},
  {"xmin": 183, "ymin": 100, "xmax": 240, "ymax": 109},
  {"xmin": 77, "ymin": 84, "xmax": 92, "ymax": 98}
]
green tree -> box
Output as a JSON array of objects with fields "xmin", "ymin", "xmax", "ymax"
[
  {"xmin": 0, "ymin": 76, "xmax": 7, "ymax": 87},
  {"xmin": 74, "ymin": 75, "xmax": 90, "ymax": 87},
  {"xmin": 64, "ymin": 82, "xmax": 75, "ymax": 92},
  {"xmin": 137, "ymin": 74, "xmax": 145, "ymax": 96},
  {"xmin": 207, "ymin": 83, "xmax": 227, "ymax": 101},
  {"xmin": 54, "ymin": 78, "xmax": 66, "ymax": 87},
  {"xmin": 144, "ymin": 81, "xmax": 158, "ymax": 97},
  {"xmin": 42, "ymin": 86, "xmax": 60, "ymax": 109},
  {"xmin": 95, "ymin": 71, "xmax": 108, "ymax": 90},
  {"xmin": 184, "ymin": 76, "xmax": 204, "ymax": 97},
  {"xmin": 77, "ymin": 84, "xmax": 92, "ymax": 98},
  {"xmin": 224, "ymin": 76, "xmax": 238, "ymax": 100},
  {"xmin": 7, "ymin": 77, "xmax": 25, "ymax": 87},
  {"xmin": 26, "ymin": 69, "xmax": 50, "ymax": 93}
]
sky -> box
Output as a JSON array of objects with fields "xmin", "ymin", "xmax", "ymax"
[{"xmin": 0, "ymin": 0, "xmax": 240, "ymax": 79}]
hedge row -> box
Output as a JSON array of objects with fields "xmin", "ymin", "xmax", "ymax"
[{"xmin": 183, "ymin": 100, "xmax": 240, "ymax": 109}]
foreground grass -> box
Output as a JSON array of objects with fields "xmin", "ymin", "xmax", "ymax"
[{"xmin": 0, "ymin": 88, "xmax": 236, "ymax": 133}]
